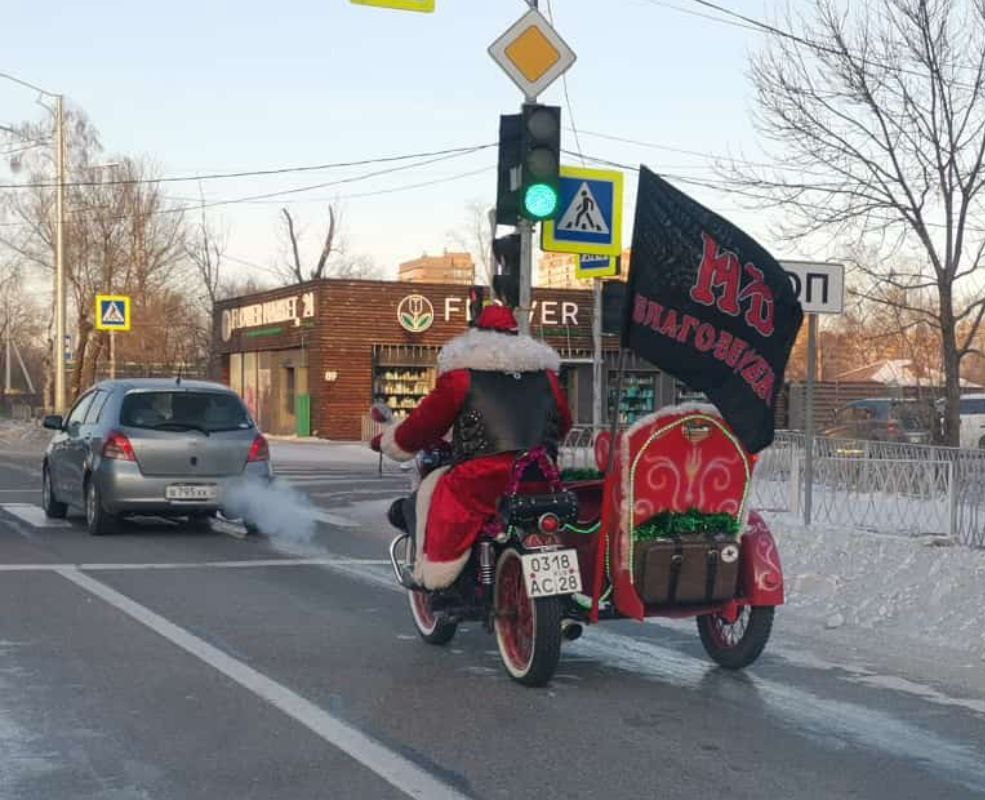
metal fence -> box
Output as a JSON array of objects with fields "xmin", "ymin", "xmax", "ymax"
[{"xmin": 558, "ymin": 426, "xmax": 985, "ymax": 548}]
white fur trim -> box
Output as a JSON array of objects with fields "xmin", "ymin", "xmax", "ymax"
[
  {"xmin": 380, "ymin": 422, "xmax": 415, "ymax": 462},
  {"xmin": 437, "ymin": 329, "xmax": 560, "ymax": 375},
  {"xmin": 409, "ymin": 465, "xmax": 470, "ymax": 590},
  {"xmin": 624, "ymin": 402, "xmax": 721, "ymax": 440}
]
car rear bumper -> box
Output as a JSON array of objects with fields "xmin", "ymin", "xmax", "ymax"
[{"xmin": 95, "ymin": 460, "xmax": 274, "ymax": 515}]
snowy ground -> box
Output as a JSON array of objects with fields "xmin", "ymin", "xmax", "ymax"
[{"xmin": 0, "ymin": 419, "xmax": 51, "ymax": 453}]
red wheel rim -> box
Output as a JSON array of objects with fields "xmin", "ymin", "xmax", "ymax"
[
  {"xmin": 707, "ymin": 605, "xmax": 751, "ymax": 649},
  {"xmin": 409, "ymin": 590, "xmax": 437, "ymax": 634},
  {"xmin": 496, "ymin": 551, "xmax": 534, "ymax": 674}
]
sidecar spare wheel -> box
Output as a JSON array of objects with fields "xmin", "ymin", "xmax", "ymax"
[
  {"xmin": 697, "ymin": 605, "xmax": 775, "ymax": 669},
  {"xmin": 493, "ymin": 548, "xmax": 562, "ymax": 687},
  {"xmin": 408, "ymin": 589, "xmax": 458, "ymax": 645}
]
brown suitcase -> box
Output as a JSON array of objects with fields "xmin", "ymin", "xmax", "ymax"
[{"xmin": 633, "ymin": 534, "xmax": 740, "ymax": 606}]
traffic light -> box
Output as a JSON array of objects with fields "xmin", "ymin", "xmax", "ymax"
[
  {"xmin": 495, "ymin": 114, "xmax": 522, "ymax": 226},
  {"xmin": 492, "ymin": 233, "xmax": 520, "ymax": 308},
  {"xmin": 520, "ymin": 104, "xmax": 561, "ymax": 221}
]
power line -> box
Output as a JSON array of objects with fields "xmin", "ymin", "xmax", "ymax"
[
  {"xmin": 545, "ymin": 0, "xmax": 586, "ymax": 166},
  {"xmin": 0, "ymin": 71, "xmax": 56, "ymax": 97},
  {"xmin": 0, "ymin": 150, "xmax": 494, "ymax": 228},
  {"xmin": 0, "ymin": 142, "xmax": 495, "ymax": 190}
]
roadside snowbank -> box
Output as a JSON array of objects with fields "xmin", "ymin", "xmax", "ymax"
[{"xmin": 766, "ymin": 512, "xmax": 985, "ymax": 662}]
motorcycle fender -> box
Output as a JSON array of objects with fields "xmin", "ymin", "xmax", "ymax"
[{"xmin": 739, "ymin": 510, "xmax": 784, "ymax": 606}]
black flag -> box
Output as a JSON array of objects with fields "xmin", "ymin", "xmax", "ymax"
[{"xmin": 622, "ymin": 167, "xmax": 802, "ymax": 453}]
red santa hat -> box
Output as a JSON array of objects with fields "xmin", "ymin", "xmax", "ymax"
[{"xmin": 474, "ymin": 304, "xmax": 519, "ymax": 334}]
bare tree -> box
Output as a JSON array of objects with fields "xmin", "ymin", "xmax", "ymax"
[
  {"xmin": 450, "ymin": 201, "xmax": 494, "ymax": 285},
  {"xmin": 187, "ymin": 186, "xmax": 226, "ymax": 309},
  {"xmin": 1, "ymin": 110, "xmax": 187, "ymax": 398},
  {"xmin": 729, "ymin": 0, "xmax": 985, "ymax": 444},
  {"xmin": 279, "ymin": 204, "xmax": 345, "ymax": 283}
]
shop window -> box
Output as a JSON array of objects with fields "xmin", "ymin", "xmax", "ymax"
[
  {"xmin": 609, "ymin": 371, "xmax": 657, "ymax": 425},
  {"xmin": 374, "ymin": 366, "xmax": 436, "ymax": 420}
]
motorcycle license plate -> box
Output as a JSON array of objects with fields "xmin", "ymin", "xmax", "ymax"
[
  {"xmin": 165, "ymin": 484, "xmax": 217, "ymax": 501},
  {"xmin": 521, "ymin": 549, "xmax": 582, "ymax": 598}
]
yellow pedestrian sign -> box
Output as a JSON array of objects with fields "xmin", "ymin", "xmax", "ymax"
[
  {"xmin": 350, "ymin": 0, "xmax": 435, "ymax": 12},
  {"xmin": 542, "ymin": 166, "xmax": 623, "ymax": 256},
  {"xmin": 95, "ymin": 294, "xmax": 131, "ymax": 332}
]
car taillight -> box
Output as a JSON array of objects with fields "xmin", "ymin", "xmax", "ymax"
[
  {"xmin": 102, "ymin": 430, "xmax": 136, "ymax": 461},
  {"xmin": 887, "ymin": 421, "xmax": 900, "ymax": 435},
  {"xmin": 247, "ymin": 434, "xmax": 269, "ymax": 462}
]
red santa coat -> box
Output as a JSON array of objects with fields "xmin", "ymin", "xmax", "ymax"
[{"xmin": 380, "ymin": 328, "xmax": 572, "ymax": 589}]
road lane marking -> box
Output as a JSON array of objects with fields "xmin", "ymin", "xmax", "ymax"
[
  {"xmin": 54, "ymin": 567, "xmax": 470, "ymax": 800},
  {"xmin": 0, "ymin": 503, "xmax": 72, "ymax": 528},
  {"xmin": 0, "ymin": 558, "xmax": 390, "ymax": 572}
]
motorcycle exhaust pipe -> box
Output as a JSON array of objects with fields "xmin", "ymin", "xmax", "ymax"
[{"xmin": 561, "ymin": 620, "xmax": 583, "ymax": 642}]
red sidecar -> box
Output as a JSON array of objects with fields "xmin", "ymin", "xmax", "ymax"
[{"xmin": 558, "ymin": 404, "xmax": 784, "ymax": 669}]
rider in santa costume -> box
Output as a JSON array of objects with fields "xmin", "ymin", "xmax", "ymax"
[{"xmin": 373, "ymin": 304, "xmax": 572, "ymax": 589}]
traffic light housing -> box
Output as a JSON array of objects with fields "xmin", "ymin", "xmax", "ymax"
[
  {"xmin": 495, "ymin": 114, "xmax": 522, "ymax": 226},
  {"xmin": 520, "ymin": 104, "xmax": 561, "ymax": 221},
  {"xmin": 492, "ymin": 233, "xmax": 520, "ymax": 308}
]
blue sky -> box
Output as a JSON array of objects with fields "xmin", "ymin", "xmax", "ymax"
[{"xmin": 0, "ymin": 0, "xmax": 811, "ymax": 283}]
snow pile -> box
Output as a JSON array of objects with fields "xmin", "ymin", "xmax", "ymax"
[{"xmin": 767, "ymin": 513, "xmax": 985, "ymax": 661}]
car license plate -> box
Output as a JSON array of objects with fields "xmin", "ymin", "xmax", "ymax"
[
  {"xmin": 521, "ymin": 549, "xmax": 582, "ymax": 599},
  {"xmin": 165, "ymin": 484, "xmax": 217, "ymax": 501}
]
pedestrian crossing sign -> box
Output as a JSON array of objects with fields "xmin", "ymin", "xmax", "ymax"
[
  {"xmin": 95, "ymin": 294, "xmax": 131, "ymax": 332},
  {"xmin": 575, "ymin": 254, "xmax": 619, "ymax": 280},
  {"xmin": 542, "ymin": 166, "xmax": 623, "ymax": 256}
]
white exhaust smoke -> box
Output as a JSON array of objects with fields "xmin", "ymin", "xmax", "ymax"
[{"xmin": 221, "ymin": 478, "xmax": 319, "ymax": 542}]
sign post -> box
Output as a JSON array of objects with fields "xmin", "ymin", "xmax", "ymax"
[
  {"xmin": 780, "ymin": 262, "xmax": 845, "ymax": 526},
  {"xmin": 95, "ymin": 294, "xmax": 131, "ymax": 380},
  {"xmin": 489, "ymin": 2, "xmax": 576, "ymax": 334}
]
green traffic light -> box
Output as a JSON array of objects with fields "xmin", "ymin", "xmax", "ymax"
[{"xmin": 524, "ymin": 183, "xmax": 558, "ymax": 219}]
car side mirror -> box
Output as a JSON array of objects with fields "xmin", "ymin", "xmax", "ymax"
[{"xmin": 42, "ymin": 415, "xmax": 64, "ymax": 431}]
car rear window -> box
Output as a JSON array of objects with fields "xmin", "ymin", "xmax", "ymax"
[
  {"xmin": 960, "ymin": 398, "xmax": 985, "ymax": 415},
  {"xmin": 121, "ymin": 391, "xmax": 252, "ymax": 432},
  {"xmin": 892, "ymin": 402, "xmax": 931, "ymax": 430}
]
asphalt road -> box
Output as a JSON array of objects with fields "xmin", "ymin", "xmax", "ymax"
[{"xmin": 1, "ymin": 444, "xmax": 984, "ymax": 800}]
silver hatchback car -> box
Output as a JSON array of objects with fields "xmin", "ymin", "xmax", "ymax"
[{"xmin": 41, "ymin": 378, "xmax": 272, "ymax": 535}]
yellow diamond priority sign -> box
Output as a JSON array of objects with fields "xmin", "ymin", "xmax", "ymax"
[
  {"xmin": 350, "ymin": 0, "xmax": 435, "ymax": 12},
  {"xmin": 489, "ymin": 9, "xmax": 576, "ymax": 97}
]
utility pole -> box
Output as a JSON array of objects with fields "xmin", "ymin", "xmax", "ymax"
[
  {"xmin": 3, "ymin": 299, "xmax": 10, "ymax": 394},
  {"xmin": 516, "ymin": 0, "xmax": 539, "ymax": 337},
  {"xmin": 53, "ymin": 94, "xmax": 66, "ymax": 415}
]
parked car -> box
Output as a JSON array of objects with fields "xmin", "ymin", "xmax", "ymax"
[
  {"xmin": 41, "ymin": 378, "xmax": 271, "ymax": 535},
  {"xmin": 821, "ymin": 398, "xmax": 937, "ymax": 445},
  {"xmin": 935, "ymin": 393, "xmax": 985, "ymax": 449}
]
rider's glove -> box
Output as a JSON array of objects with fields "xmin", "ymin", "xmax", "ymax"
[{"xmin": 370, "ymin": 433, "xmax": 383, "ymax": 452}]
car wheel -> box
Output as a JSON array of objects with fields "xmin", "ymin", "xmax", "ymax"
[
  {"xmin": 85, "ymin": 477, "xmax": 116, "ymax": 536},
  {"xmin": 42, "ymin": 465, "xmax": 67, "ymax": 519}
]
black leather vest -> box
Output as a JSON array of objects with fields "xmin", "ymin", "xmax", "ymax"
[{"xmin": 452, "ymin": 370, "xmax": 561, "ymax": 462}]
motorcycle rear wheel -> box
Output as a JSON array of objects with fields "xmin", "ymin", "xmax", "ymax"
[
  {"xmin": 493, "ymin": 548, "xmax": 562, "ymax": 687},
  {"xmin": 408, "ymin": 589, "xmax": 458, "ymax": 645}
]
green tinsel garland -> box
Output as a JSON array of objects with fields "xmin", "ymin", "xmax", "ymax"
[
  {"xmin": 634, "ymin": 509, "xmax": 740, "ymax": 541},
  {"xmin": 561, "ymin": 467, "xmax": 605, "ymax": 481}
]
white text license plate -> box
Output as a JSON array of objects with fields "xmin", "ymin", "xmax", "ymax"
[
  {"xmin": 521, "ymin": 549, "xmax": 582, "ymax": 598},
  {"xmin": 166, "ymin": 484, "xmax": 217, "ymax": 501}
]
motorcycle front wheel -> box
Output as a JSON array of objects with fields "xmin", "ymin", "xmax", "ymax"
[{"xmin": 493, "ymin": 548, "xmax": 562, "ymax": 687}]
